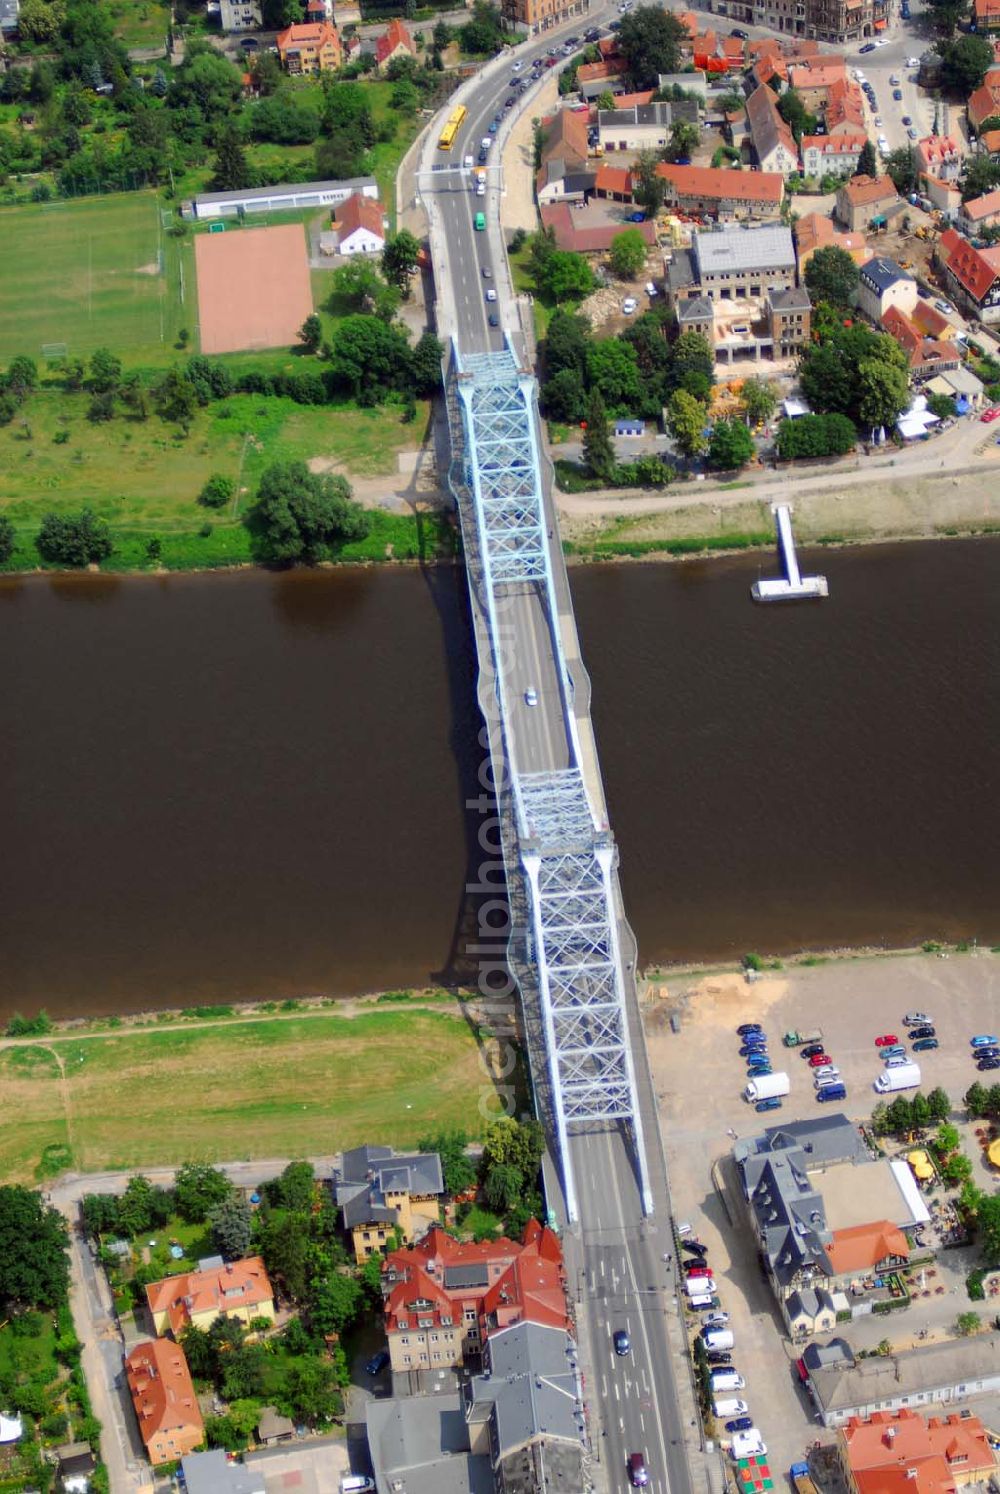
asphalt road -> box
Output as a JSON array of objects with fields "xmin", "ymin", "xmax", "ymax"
[{"xmin": 419, "ymin": 17, "xmax": 699, "ymax": 1494}]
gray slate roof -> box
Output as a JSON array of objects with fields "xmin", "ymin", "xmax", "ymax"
[
  {"xmin": 367, "ymin": 1393, "xmax": 493, "ymax": 1494},
  {"xmin": 194, "ymin": 177, "xmax": 377, "ymax": 207},
  {"xmin": 337, "ymin": 1145, "xmax": 444, "ymax": 1227},
  {"xmin": 693, "ymin": 222, "xmax": 795, "ymax": 277},
  {"xmin": 181, "ymin": 1449, "xmax": 265, "ymax": 1494},
  {"xmin": 677, "ymin": 296, "xmax": 714, "ymax": 322},
  {"xmin": 861, "ymin": 256, "xmax": 911, "ymax": 293},
  {"xmin": 769, "ymin": 286, "xmax": 812, "ymax": 310},
  {"xmin": 808, "ymin": 1332, "xmax": 1000, "ymax": 1420}
]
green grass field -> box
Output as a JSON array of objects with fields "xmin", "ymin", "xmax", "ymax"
[
  {"xmin": 0, "ymin": 1005, "xmax": 510, "ymax": 1180},
  {"xmin": 0, "ymin": 192, "xmax": 187, "ymax": 364}
]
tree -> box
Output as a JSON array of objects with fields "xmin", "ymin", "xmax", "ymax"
[
  {"xmin": 911, "ymin": 1091, "xmax": 932, "ymax": 1130},
  {"xmin": 665, "ymin": 118, "xmax": 699, "ymax": 162},
  {"xmin": 459, "ymin": 1, "xmax": 503, "ymax": 55},
  {"xmin": 199, "ymin": 474, "xmax": 234, "ymax": 509},
  {"xmin": 391, "ymin": 78, "xmax": 420, "ymax": 115},
  {"xmin": 116, "ymin": 1175, "xmax": 154, "ymax": 1237},
  {"xmin": 666, "ymin": 388, "xmax": 708, "ymax": 458},
  {"xmin": 883, "ymin": 146, "xmax": 919, "ymax": 197},
  {"xmin": 170, "ymin": 46, "xmax": 243, "ymax": 122},
  {"xmin": 5, "ymin": 356, "xmax": 38, "ymax": 400},
  {"xmin": 956, "ymin": 1311, "xmax": 981, "ymax": 1336},
  {"xmin": 937, "ymin": 34, "xmax": 993, "ymax": 96},
  {"xmin": 542, "ymin": 367, "xmax": 586, "ymax": 423},
  {"xmin": 416, "ymin": 1132, "xmax": 476, "ymax": 1195},
  {"xmin": 249, "ymin": 460, "xmax": 369, "ymax": 563},
  {"xmin": 934, "ymin": 1120, "xmax": 962, "ymax": 1156},
  {"xmin": 262, "ymin": 0, "xmax": 304, "ymax": 24},
  {"xmin": 924, "ymin": 0, "xmax": 969, "ymax": 34},
  {"xmin": 617, "ymin": 7, "xmax": 688, "ymax": 89},
  {"xmin": 210, "ymin": 1196, "xmax": 253, "ymax": 1261},
  {"xmin": 667, "ymin": 330, "xmax": 713, "ymax": 394},
  {"xmin": 210, "ymin": 124, "xmax": 253, "ymax": 193},
  {"xmin": 597, "ymin": 88, "xmax": 616, "ymax": 110},
  {"xmin": 855, "ymin": 139, "xmax": 878, "ymax": 179},
  {"xmin": 543, "ymin": 308, "xmax": 591, "ymax": 381},
  {"xmin": 121, "ymin": 373, "xmax": 151, "ymax": 422},
  {"xmin": 271, "ymin": 1160, "xmax": 316, "ymax": 1213},
  {"xmin": 18, "ymin": 0, "xmax": 66, "ymax": 43},
  {"xmin": 0, "ymin": 1187, "xmax": 69, "ymax": 1312},
  {"xmin": 536, "ymin": 250, "xmax": 596, "ymax": 303},
  {"xmin": 36, "ymin": 510, "xmax": 113, "ymax": 567},
  {"xmin": 89, "ymin": 347, "xmax": 122, "ymax": 396},
  {"xmin": 88, "ymin": 392, "xmax": 115, "ymax": 424},
  {"xmin": 483, "ymin": 1162, "xmax": 523, "ymax": 1214},
  {"xmin": 308, "ymin": 1271, "xmax": 362, "ymax": 1336},
  {"xmin": 708, "ymin": 417, "xmax": 754, "ymax": 470},
  {"xmin": 633, "ymin": 147, "xmax": 667, "ymax": 216},
  {"xmin": 326, "ymin": 316, "xmax": 412, "ymax": 401},
  {"xmin": 857, "ymin": 357, "xmax": 910, "ymax": 431},
  {"xmin": 777, "ymin": 87, "xmax": 817, "ymax": 144},
  {"xmin": 582, "ymin": 387, "xmax": 616, "ymax": 483},
  {"xmin": 587, "ymin": 338, "xmax": 642, "ymax": 412},
  {"xmin": 281, "ymin": 1357, "xmax": 340, "ymax": 1424},
  {"xmin": 741, "ymin": 377, "xmax": 776, "ymax": 428},
  {"xmin": 927, "ymin": 391, "xmax": 957, "ymax": 420},
  {"xmin": 805, "ymin": 245, "xmax": 860, "ymax": 311},
  {"xmin": 409, "ymin": 331, "xmax": 444, "ymax": 397},
  {"xmin": 609, "ymin": 227, "xmax": 647, "ymax": 280},
  {"xmin": 327, "ymin": 259, "xmax": 399, "ymax": 321},
  {"xmin": 961, "ymin": 152, "xmax": 1000, "ymax": 202},
  {"xmin": 980, "ymin": 1194, "xmax": 1000, "ymax": 1265},
  {"xmin": 885, "ymin": 1096, "xmax": 913, "ymax": 1135},
  {"xmin": 175, "ymin": 1163, "xmax": 233, "ymax": 1224},
  {"xmin": 155, "ymin": 368, "xmax": 199, "ymax": 430},
  {"xmin": 298, "ymin": 314, "xmax": 323, "ymax": 354},
  {"xmin": 259, "ymin": 1213, "xmax": 311, "ymax": 1302},
  {"xmin": 381, "ymin": 228, "xmax": 421, "ymax": 293},
  {"xmin": 0, "ymin": 515, "xmax": 14, "ymax": 565},
  {"xmin": 941, "ymin": 1152, "xmax": 973, "ymax": 1185},
  {"xmin": 965, "ymin": 1081, "xmax": 988, "ymax": 1118}
]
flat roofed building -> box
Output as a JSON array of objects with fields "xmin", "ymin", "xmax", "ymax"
[
  {"xmin": 220, "ymin": 0, "xmax": 262, "ymax": 29},
  {"xmin": 690, "ymin": 221, "xmax": 796, "ymax": 297},
  {"xmin": 188, "ymin": 177, "xmax": 378, "ymax": 220},
  {"xmin": 500, "ymin": 0, "xmax": 585, "ymax": 33},
  {"xmin": 805, "ymin": 1335, "xmax": 1000, "ymax": 1426}
]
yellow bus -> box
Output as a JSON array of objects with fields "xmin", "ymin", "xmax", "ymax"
[{"xmin": 438, "ymin": 104, "xmax": 468, "ymax": 151}]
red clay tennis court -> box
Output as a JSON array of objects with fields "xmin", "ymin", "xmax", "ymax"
[{"xmin": 194, "ymin": 223, "xmax": 313, "ymax": 355}]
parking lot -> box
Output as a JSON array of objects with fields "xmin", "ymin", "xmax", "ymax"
[{"xmin": 644, "ymin": 951, "xmax": 1000, "ymax": 1475}]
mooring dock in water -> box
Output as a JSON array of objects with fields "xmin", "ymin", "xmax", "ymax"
[{"xmin": 752, "ymin": 503, "xmax": 829, "ymax": 602}]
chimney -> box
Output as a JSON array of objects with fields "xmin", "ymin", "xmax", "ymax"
[{"xmin": 884, "ymin": 1427, "xmax": 897, "ymax": 1448}]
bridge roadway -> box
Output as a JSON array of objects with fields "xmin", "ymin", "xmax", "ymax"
[{"xmin": 419, "ymin": 20, "xmax": 697, "ymax": 1494}]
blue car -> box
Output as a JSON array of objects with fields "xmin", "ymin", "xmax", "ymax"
[
  {"xmin": 726, "ymin": 1417, "xmax": 754, "ymax": 1432},
  {"xmin": 755, "ymin": 1096, "xmax": 782, "ymax": 1112},
  {"xmin": 972, "ymin": 1035, "xmax": 999, "ymax": 1047},
  {"xmin": 739, "ymin": 1044, "xmax": 767, "ymax": 1059},
  {"xmin": 881, "ymin": 1046, "xmax": 907, "ymax": 1061},
  {"xmin": 737, "ymin": 1023, "xmax": 763, "ymax": 1036},
  {"xmin": 912, "ymin": 1037, "xmax": 939, "ymax": 1052},
  {"xmin": 365, "ymin": 1350, "xmax": 390, "ymax": 1377}
]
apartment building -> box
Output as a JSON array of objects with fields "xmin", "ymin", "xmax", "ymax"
[
  {"xmin": 335, "ymin": 1144, "xmax": 444, "ymax": 1262},
  {"xmin": 500, "ymin": 0, "xmax": 585, "ymax": 33},
  {"xmin": 716, "ymin": 0, "xmax": 888, "ymax": 46},
  {"xmin": 275, "ymin": 20, "xmax": 342, "ymax": 73},
  {"xmin": 801, "ymin": 132, "xmax": 867, "ymax": 175},
  {"xmin": 745, "ymin": 84, "xmax": 799, "ymax": 174},
  {"xmin": 125, "ymin": 1340, "xmax": 204, "ymax": 1466}
]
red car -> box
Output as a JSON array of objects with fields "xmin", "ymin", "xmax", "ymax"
[
  {"xmin": 875, "ymin": 1033, "xmax": 899, "ymax": 1047},
  {"xmin": 980, "ymin": 407, "xmax": 1000, "ymax": 423},
  {"xmin": 687, "ymin": 1264, "xmax": 713, "ymax": 1277},
  {"xmin": 808, "ymin": 1052, "xmax": 832, "ymax": 1067}
]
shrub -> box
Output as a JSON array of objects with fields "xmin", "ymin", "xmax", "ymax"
[
  {"xmin": 198, "ymin": 474, "xmax": 234, "ymax": 509},
  {"xmin": 36, "ymin": 510, "xmax": 113, "ymax": 566}
]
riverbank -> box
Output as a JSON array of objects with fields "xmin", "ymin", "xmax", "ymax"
[{"xmin": 0, "ymin": 989, "xmax": 516, "ymax": 1185}]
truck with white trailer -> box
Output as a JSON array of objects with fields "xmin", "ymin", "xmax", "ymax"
[
  {"xmin": 744, "ymin": 1071, "xmax": 790, "ymax": 1103},
  {"xmin": 874, "ymin": 1060, "xmax": 921, "ymax": 1093}
]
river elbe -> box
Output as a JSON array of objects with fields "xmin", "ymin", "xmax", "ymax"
[{"xmin": 0, "ymin": 539, "xmax": 996, "ymax": 1020}]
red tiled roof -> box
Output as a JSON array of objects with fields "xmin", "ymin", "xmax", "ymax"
[
  {"xmin": 577, "ymin": 59, "xmax": 626, "ymax": 85},
  {"xmin": 962, "ymin": 186, "xmax": 1000, "ymax": 220},
  {"xmin": 980, "ymin": 127, "xmax": 1000, "ymax": 151},
  {"xmin": 593, "ymin": 163, "xmax": 634, "ymax": 197},
  {"xmin": 841, "ymin": 173, "xmax": 897, "ymax": 206},
  {"xmin": 656, "ymin": 161, "xmax": 784, "ymax": 203},
  {"xmin": 276, "ymin": 20, "xmax": 339, "ymax": 51},
  {"xmin": 125, "ymin": 1340, "xmax": 203, "ymax": 1454},
  {"xmin": 334, "ymin": 192, "xmax": 386, "ymax": 242},
  {"xmin": 146, "ymin": 1257, "xmax": 273, "ymax": 1337},
  {"xmin": 826, "ymin": 1221, "xmax": 910, "ymax": 1276},
  {"xmin": 844, "ymin": 1408, "xmax": 997, "ymax": 1494},
  {"xmin": 789, "ymin": 59, "xmax": 846, "ymax": 90},
  {"xmin": 541, "ymin": 107, "xmax": 589, "ymax": 166},
  {"xmin": 911, "ymin": 298, "xmax": 951, "ymax": 336},
  {"xmin": 967, "ymin": 74, "xmax": 1000, "ymax": 130},
  {"xmin": 613, "ymin": 90, "xmax": 654, "ymax": 109},
  {"xmin": 801, "ymin": 132, "xmax": 867, "ymax": 155},
  {"xmin": 375, "ymin": 18, "xmax": 414, "ymax": 64},
  {"xmin": 938, "ymin": 227, "xmax": 1000, "ymax": 301},
  {"xmin": 753, "ymin": 56, "xmax": 787, "ymax": 87},
  {"xmin": 975, "ymin": 0, "xmax": 1000, "ymax": 20},
  {"xmin": 597, "ymin": 35, "xmax": 621, "ymax": 57}
]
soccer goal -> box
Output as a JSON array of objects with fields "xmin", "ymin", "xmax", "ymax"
[{"xmin": 41, "ymin": 342, "xmax": 68, "ymax": 361}]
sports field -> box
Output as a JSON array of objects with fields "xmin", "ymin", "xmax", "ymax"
[{"xmin": 0, "ymin": 192, "xmax": 188, "ymax": 363}]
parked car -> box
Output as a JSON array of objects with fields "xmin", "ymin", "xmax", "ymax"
[
  {"xmin": 975, "ymin": 1047, "xmax": 1000, "ymax": 1061},
  {"xmin": 801, "ymin": 1043, "xmax": 825, "ymax": 1059},
  {"xmin": 979, "ymin": 408, "xmax": 1000, "ymax": 423},
  {"xmin": 904, "ymin": 1011, "xmax": 933, "ymax": 1025},
  {"xmin": 681, "ymin": 1240, "xmax": 708, "ymax": 1258},
  {"xmin": 912, "ymin": 1038, "xmax": 939, "ymax": 1052},
  {"xmin": 706, "ymin": 1350, "xmax": 733, "ymax": 1365},
  {"xmin": 730, "ymin": 26, "xmax": 749, "ymax": 37},
  {"xmin": 908, "ymin": 127, "xmax": 919, "ymax": 139},
  {"xmin": 622, "ymin": 297, "xmax": 638, "ymax": 314},
  {"xmin": 816, "ymin": 1081, "xmax": 847, "ymax": 1101},
  {"xmin": 893, "ymin": 88, "xmax": 903, "ymax": 100},
  {"xmin": 686, "ymin": 1264, "xmax": 713, "ymax": 1278},
  {"xmin": 935, "ymin": 299, "xmax": 953, "ymax": 314},
  {"xmin": 860, "ymin": 41, "xmax": 876, "ymax": 52},
  {"xmin": 902, "ymin": 115, "xmax": 912, "ymax": 125},
  {"xmin": 755, "ymin": 1097, "xmax": 782, "ymax": 1113},
  {"xmin": 614, "ymin": 1329, "xmax": 630, "ymax": 1356},
  {"xmin": 909, "ymin": 1025, "xmax": 935, "ymax": 1039},
  {"xmin": 737, "ymin": 1023, "xmax": 763, "ymax": 1036},
  {"xmin": 875, "ymin": 1034, "xmax": 899, "ymax": 1047},
  {"xmin": 978, "ymin": 1056, "xmax": 1000, "ymax": 1070},
  {"xmin": 971, "ymin": 1035, "xmax": 999, "ymax": 1046},
  {"xmin": 703, "ymin": 1311, "xmax": 730, "ymax": 1326},
  {"xmin": 365, "ymin": 1350, "xmax": 390, "ymax": 1376},
  {"xmin": 808, "ymin": 1053, "xmax": 833, "ymax": 1068},
  {"xmin": 813, "ymin": 1066, "xmax": 840, "ymax": 1083},
  {"xmin": 881, "ymin": 1045, "xmax": 907, "ymax": 1061},
  {"xmin": 726, "ymin": 1417, "xmax": 754, "ymax": 1432}
]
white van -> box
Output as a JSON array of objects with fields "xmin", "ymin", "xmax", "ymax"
[
  {"xmin": 340, "ymin": 1479, "xmax": 376, "ymax": 1494},
  {"xmin": 713, "ymin": 1397, "xmax": 748, "ymax": 1418},
  {"xmin": 702, "ymin": 1329, "xmax": 734, "ymax": 1351},
  {"xmin": 709, "ymin": 1369, "xmax": 745, "ymax": 1391}
]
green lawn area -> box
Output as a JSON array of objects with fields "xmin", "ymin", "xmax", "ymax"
[
  {"xmin": 508, "ymin": 243, "xmax": 553, "ymax": 338},
  {"xmin": 107, "ymin": 0, "xmax": 171, "ymax": 48},
  {"xmin": 0, "ymin": 1006, "xmax": 505, "ymax": 1180},
  {"xmin": 0, "ymin": 388, "xmax": 445, "ymax": 572},
  {"xmin": 0, "ymin": 193, "xmax": 186, "ymax": 365}
]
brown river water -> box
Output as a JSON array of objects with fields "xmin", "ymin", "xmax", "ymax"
[{"xmin": 0, "ymin": 539, "xmax": 997, "ymax": 1020}]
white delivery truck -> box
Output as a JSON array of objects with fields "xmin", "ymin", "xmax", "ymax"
[
  {"xmin": 744, "ymin": 1071, "xmax": 790, "ymax": 1103},
  {"xmin": 713, "ymin": 1397, "xmax": 748, "ymax": 1418},
  {"xmin": 701, "ymin": 1329, "xmax": 735, "ymax": 1351},
  {"xmin": 874, "ymin": 1060, "xmax": 921, "ymax": 1094},
  {"xmin": 685, "ymin": 1275, "xmax": 716, "ymax": 1297},
  {"xmin": 732, "ymin": 1431, "xmax": 767, "ymax": 1459},
  {"xmin": 709, "ymin": 1369, "xmax": 745, "ymax": 1391}
]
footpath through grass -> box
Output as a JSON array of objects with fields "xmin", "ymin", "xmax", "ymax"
[{"xmin": 0, "ymin": 1005, "xmax": 501, "ymax": 1182}]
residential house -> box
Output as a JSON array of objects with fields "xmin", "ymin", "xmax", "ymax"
[
  {"xmin": 974, "ymin": 0, "xmax": 1000, "ymax": 32},
  {"xmin": 784, "ymin": 1286, "xmax": 839, "ymax": 1339},
  {"xmin": 937, "ymin": 226, "xmax": 1000, "ymax": 320},
  {"xmin": 920, "ymin": 172, "xmax": 961, "ymax": 220},
  {"xmin": 539, "ymin": 107, "xmax": 590, "ymax": 171},
  {"xmin": 883, "ymin": 306, "xmax": 961, "ymax": 378},
  {"xmin": 591, "ymin": 163, "xmax": 635, "ymax": 202},
  {"xmin": 655, "ymin": 162, "xmax": 785, "ymax": 219},
  {"xmin": 0, "ymin": 0, "xmax": 18, "ymax": 34},
  {"xmin": 374, "ymin": 18, "xmax": 416, "ymax": 72},
  {"xmin": 979, "ymin": 127, "xmax": 1000, "ymax": 155},
  {"xmin": 834, "ymin": 173, "xmax": 902, "ymax": 230},
  {"xmin": 806, "ymin": 1332, "xmax": 1000, "ymax": 1427},
  {"xmin": 381, "ymin": 1218, "xmax": 568, "ymax": 1372},
  {"xmin": 535, "ymin": 161, "xmax": 594, "ymax": 204},
  {"xmin": 967, "ymin": 70, "xmax": 1000, "ymax": 133},
  {"xmin": 857, "ymin": 256, "xmax": 918, "ymax": 322},
  {"xmin": 335, "ymin": 1143, "xmax": 444, "ymax": 1261},
  {"xmin": 825, "ymin": 79, "xmax": 867, "ymax": 133},
  {"xmin": 959, "ymin": 185, "xmax": 1000, "ymax": 234},
  {"xmin": 275, "ymin": 21, "xmax": 342, "ymax": 74},
  {"xmin": 598, "ymin": 100, "xmax": 697, "ymax": 153},
  {"xmin": 794, "ymin": 210, "xmax": 872, "ymax": 273},
  {"xmin": 915, "ymin": 135, "xmax": 961, "ymax": 183},
  {"xmin": 54, "ymin": 1442, "xmax": 95, "ymax": 1494},
  {"xmin": 746, "ymin": 83, "xmax": 799, "ymax": 175},
  {"xmin": 329, "ymin": 193, "xmax": 388, "ymax": 255},
  {"xmin": 824, "ymin": 1220, "xmax": 911, "ymax": 1281},
  {"xmin": 146, "ymin": 1257, "xmax": 275, "ymax": 1337},
  {"xmin": 465, "ymin": 1321, "xmax": 586, "ymax": 1489},
  {"xmin": 769, "ymin": 285, "xmax": 813, "ymax": 355},
  {"xmin": 724, "ymin": 0, "xmax": 887, "ymax": 45},
  {"xmin": 787, "ymin": 56, "xmax": 847, "ymax": 113},
  {"xmin": 576, "ymin": 59, "xmax": 627, "ymax": 101},
  {"xmin": 668, "ymin": 221, "xmax": 796, "ymax": 304},
  {"xmin": 125, "ymin": 1340, "xmax": 204, "ymax": 1466},
  {"xmin": 181, "ymin": 1449, "xmax": 265, "ymax": 1494},
  {"xmin": 499, "ymin": 0, "xmax": 586, "ymax": 33},
  {"xmin": 926, "ymin": 363, "xmax": 986, "ymax": 408},
  {"xmin": 840, "ymin": 1407, "xmax": 998, "ymax": 1491},
  {"xmin": 256, "ymin": 1408, "xmax": 295, "ymax": 1446},
  {"xmin": 801, "ymin": 133, "xmax": 867, "ymax": 176},
  {"xmin": 752, "ymin": 55, "xmax": 788, "ymax": 91},
  {"xmin": 220, "ymin": 0, "xmax": 262, "ymax": 28}
]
